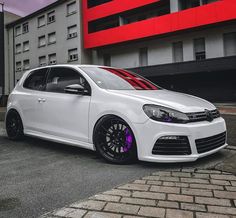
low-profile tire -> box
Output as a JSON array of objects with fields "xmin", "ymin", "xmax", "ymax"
[
  {"xmin": 93, "ymin": 115, "xmax": 137, "ymax": 164},
  {"xmin": 6, "ymin": 110, "xmax": 24, "ymax": 141}
]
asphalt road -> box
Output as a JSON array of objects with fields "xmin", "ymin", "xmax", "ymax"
[{"xmin": 0, "ymin": 115, "xmax": 235, "ymax": 218}]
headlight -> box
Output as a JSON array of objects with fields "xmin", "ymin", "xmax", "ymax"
[{"xmin": 143, "ymin": 104, "xmax": 189, "ymax": 123}]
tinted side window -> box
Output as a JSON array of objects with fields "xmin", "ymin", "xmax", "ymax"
[
  {"xmin": 23, "ymin": 69, "xmax": 47, "ymax": 91},
  {"xmin": 46, "ymin": 67, "xmax": 89, "ymax": 93}
]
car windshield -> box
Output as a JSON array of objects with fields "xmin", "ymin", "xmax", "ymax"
[{"xmin": 80, "ymin": 67, "xmax": 161, "ymax": 90}]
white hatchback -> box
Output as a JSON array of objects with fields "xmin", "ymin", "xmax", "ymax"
[{"xmin": 6, "ymin": 65, "xmax": 227, "ymax": 163}]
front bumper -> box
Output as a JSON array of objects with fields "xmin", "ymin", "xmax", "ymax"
[{"xmin": 133, "ymin": 117, "xmax": 227, "ymax": 163}]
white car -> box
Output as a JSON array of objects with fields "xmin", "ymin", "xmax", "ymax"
[{"xmin": 6, "ymin": 65, "xmax": 227, "ymax": 164}]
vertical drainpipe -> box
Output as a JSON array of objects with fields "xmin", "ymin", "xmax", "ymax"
[{"xmin": 0, "ymin": 3, "xmax": 5, "ymax": 103}]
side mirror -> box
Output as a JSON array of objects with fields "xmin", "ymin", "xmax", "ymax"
[{"xmin": 64, "ymin": 84, "xmax": 86, "ymax": 95}]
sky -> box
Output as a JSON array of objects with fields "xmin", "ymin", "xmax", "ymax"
[{"xmin": 3, "ymin": 0, "xmax": 57, "ymax": 16}]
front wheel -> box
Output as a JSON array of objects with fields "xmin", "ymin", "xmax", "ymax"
[
  {"xmin": 94, "ymin": 115, "xmax": 137, "ymax": 164},
  {"xmin": 6, "ymin": 110, "xmax": 24, "ymax": 140}
]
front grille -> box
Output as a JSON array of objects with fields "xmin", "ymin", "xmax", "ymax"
[
  {"xmin": 152, "ymin": 136, "xmax": 191, "ymax": 155},
  {"xmin": 187, "ymin": 109, "xmax": 220, "ymax": 123},
  {"xmin": 195, "ymin": 132, "xmax": 226, "ymax": 154}
]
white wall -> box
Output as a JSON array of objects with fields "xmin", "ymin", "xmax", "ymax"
[{"xmin": 93, "ymin": 23, "xmax": 236, "ymax": 68}]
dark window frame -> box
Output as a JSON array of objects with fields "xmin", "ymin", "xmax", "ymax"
[{"xmin": 45, "ymin": 67, "xmax": 91, "ymax": 95}]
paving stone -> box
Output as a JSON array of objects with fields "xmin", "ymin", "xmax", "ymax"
[
  {"xmin": 190, "ymin": 183, "xmax": 224, "ymax": 190},
  {"xmin": 103, "ymin": 189, "xmax": 131, "ymax": 197},
  {"xmin": 168, "ymin": 194, "xmax": 193, "ymax": 203},
  {"xmin": 150, "ymin": 185, "xmax": 180, "ymax": 194},
  {"xmin": 159, "ymin": 176, "xmax": 180, "ymax": 182},
  {"xmin": 53, "ymin": 208, "xmax": 77, "ymax": 217},
  {"xmin": 146, "ymin": 180, "xmax": 162, "ymax": 185},
  {"xmin": 133, "ymin": 191, "xmax": 166, "ymax": 200},
  {"xmin": 123, "ymin": 216, "xmax": 146, "ymax": 218},
  {"xmin": 210, "ymin": 179, "xmax": 231, "ymax": 186},
  {"xmin": 182, "ymin": 188, "xmax": 213, "ymax": 197},
  {"xmin": 84, "ymin": 211, "xmax": 122, "ymax": 218},
  {"xmin": 143, "ymin": 176, "xmax": 160, "ymax": 181},
  {"xmin": 181, "ymin": 203, "xmax": 206, "ymax": 212},
  {"xmin": 231, "ymin": 181, "xmax": 236, "ymax": 186},
  {"xmin": 166, "ymin": 209, "xmax": 193, "ymax": 218},
  {"xmin": 196, "ymin": 212, "xmax": 230, "ymax": 218},
  {"xmin": 172, "ymin": 172, "xmax": 191, "ymax": 178},
  {"xmin": 138, "ymin": 206, "xmax": 165, "ymax": 218},
  {"xmin": 234, "ymin": 200, "xmax": 236, "ymax": 207},
  {"xmin": 104, "ymin": 203, "xmax": 139, "ymax": 215},
  {"xmin": 196, "ymin": 170, "xmax": 222, "ymax": 174},
  {"xmin": 133, "ymin": 180, "xmax": 147, "ymax": 184},
  {"xmin": 157, "ymin": 200, "xmax": 179, "ymax": 209},
  {"xmin": 152, "ymin": 171, "xmax": 171, "ymax": 176},
  {"xmin": 65, "ymin": 209, "xmax": 87, "ymax": 218},
  {"xmin": 192, "ymin": 173, "xmax": 210, "ymax": 179},
  {"xmin": 90, "ymin": 194, "xmax": 121, "ymax": 202},
  {"xmin": 195, "ymin": 196, "xmax": 231, "ymax": 206},
  {"xmin": 118, "ymin": 184, "xmax": 150, "ymax": 191},
  {"xmin": 162, "ymin": 182, "xmax": 189, "ymax": 188},
  {"xmin": 181, "ymin": 178, "xmax": 209, "ymax": 184},
  {"xmin": 181, "ymin": 168, "xmax": 195, "ymax": 173},
  {"xmin": 211, "ymin": 174, "xmax": 236, "ymax": 181},
  {"xmin": 214, "ymin": 190, "xmax": 236, "ymax": 199},
  {"xmin": 208, "ymin": 206, "xmax": 236, "ymax": 215},
  {"xmin": 71, "ymin": 200, "xmax": 106, "ymax": 210},
  {"xmin": 121, "ymin": 197, "xmax": 156, "ymax": 206},
  {"xmin": 225, "ymin": 186, "xmax": 236, "ymax": 192}
]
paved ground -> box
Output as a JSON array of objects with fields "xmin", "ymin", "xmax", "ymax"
[
  {"xmin": 42, "ymin": 169, "xmax": 236, "ymax": 218},
  {"xmin": 0, "ymin": 114, "xmax": 235, "ymax": 218}
]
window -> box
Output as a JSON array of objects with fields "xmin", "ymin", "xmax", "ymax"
[
  {"xmin": 139, "ymin": 48, "xmax": 148, "ymax": 67},
  {"xmin": 103, "ymin": 54, "xmax": 111, "ymax": 66},
  {"xmin": 22, "ymin": 22, "xmax": 29, "ymax": 34},
  {"xmin": 23, "ymin": 41, "xmax": 29, "ymax": 52},
  {"xmin": 224, "ymin": 32, "xmax": 236, "ymax": 57},
  {"xmin": 48, "ymin": 11, "xmax": 55, "ymax": 24},
  {"xmin": 173, "ymin": 41, "xmax": 183, "ymax": 63},
  {"xmin": 46, "ymin": 67, "xmax": 89, "ymax": 94},
  {"xmin": 15, "ymin": 44, "xmax": 21, "ymax": 54},
  {"xmin": 23, "ymin": 59, "xmax": 30, "ymax": 70},
  {"xmin": 38, "ymin": 35, "xmax": 46, "ymax": 47},
  {"xmin": 38, "ymin": 15, "xmax": 46, "ymax": 27},
  {"xmin": 67, "ymin": 2, "xmax": 76, "ymax": 15},
  {"xmin": 81, "ymin": 67, "xmax": 160, "ymax": 90},
  {"xmin": 68, "ymin": 48, "xmax": 78, "ymax": 62},
  {"xmin": 16, "ymin": 61, "xmax": 22, "ymax": 72},
  {"xmin": 48, "ymin": 53, "xmax": 57, "ymax": 65},
  {"xmin": 23, "ymin": 69, "xmax": 47, "ymax": 91},
  {"xmin": 194, "ymin": 38, "xmax": 206, "ymax": 60},
  {"xmin": 39, "ymin": 56, "xmax": 47, "ymax": 67},
  {"xmin": 48, "ymin": 32, "xmax": 56, "ymax": 45},
  {"xmin": 87, "ymin": 0, "xmax": 112, "ymax": 8},
  {"xmin": 67, "ymin": 25, "xmax": 77, "ymax": 39},
  {"xmin": 15, "ymin": 26, "xmax": 21, "ymax": 36}
]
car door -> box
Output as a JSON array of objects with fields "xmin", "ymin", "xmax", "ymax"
[
  {"xmin": 38, "ymin": 66, "xmax": 91, "ymax": 143},
  {"xmin": 21, "ymin": 68, "xmax": 48, "ymax": 132}
]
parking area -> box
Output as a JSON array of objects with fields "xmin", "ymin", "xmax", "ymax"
[{"xmin": 0, "ymin": 115, "xmax": 235, "ymax": 218}]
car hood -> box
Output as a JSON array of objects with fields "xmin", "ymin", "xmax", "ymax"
[{"xmin": 108, "ymin": 89, "xmax": 216, "ymax": 113}]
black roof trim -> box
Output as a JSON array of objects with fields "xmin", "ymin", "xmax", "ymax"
[{"xmin": 6, "ymin": 0, "xmax": 68, "ymax": 28}]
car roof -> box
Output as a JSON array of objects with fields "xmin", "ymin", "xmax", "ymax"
[{"xmin": 31, "ymin": 64, "xmax": 114, "ymax": 71}]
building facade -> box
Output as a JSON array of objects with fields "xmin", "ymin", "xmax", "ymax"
[
  {"xmin": 4, "ymin": 0, "xmax": 236, "ymax": 102},
  {"xmin": 82, "ymin": 0, "xmax": 236, "ymax": 102},
  {"xmin": 5, "ymin": 0, "xmax": 91, "ymax": 95},
  {"xmin": 0, "ymin": 7, "xmax": 20, "ymax": 105}
]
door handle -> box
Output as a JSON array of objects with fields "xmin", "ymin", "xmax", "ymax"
[{"xmin": 38, "ymin": 98, "xmax": 46, "ymax": 103}]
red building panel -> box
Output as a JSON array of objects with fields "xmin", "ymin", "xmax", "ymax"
[{"xmin": 82, "ymin": 0, "xmax": 236, "ymax": 49}]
